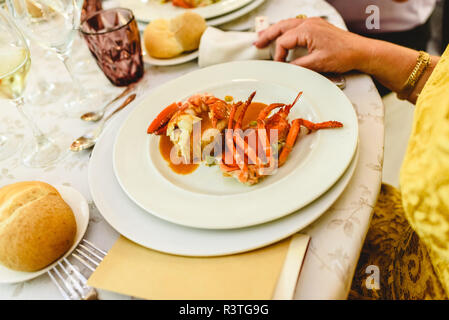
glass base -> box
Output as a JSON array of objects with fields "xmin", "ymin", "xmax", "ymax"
[
  {"xmin": 21, "ymin": 136, "xmax": 61, "ymax": 168},
  {"xmin": 0, "ymin": 133, "xmax": 23, "ymax": 161},
  {"xmin": 73, "ymin": 57, "xmax": 96, "ymax": 75},
  {"xmin": 27, "ymin": 80, "xmax": 57, "ymax": 105},
  {"xmin": 64, "ymin": 89, "xmax": 105, "ymax": 118}
]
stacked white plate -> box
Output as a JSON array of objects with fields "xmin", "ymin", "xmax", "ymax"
[
  {"xmin": 121, "ymin": 0, "xmax": 266, "ymax": 26},
  {"xmin": 88, "ymin": 60, "xmax": 358, "ymax": 256}
]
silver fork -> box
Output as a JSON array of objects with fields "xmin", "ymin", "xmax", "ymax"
[{"xmin": 48, "ymin": 239, "xmax": 106, "ymax": 300}]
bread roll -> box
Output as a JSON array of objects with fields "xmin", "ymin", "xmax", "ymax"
[
  {"xmin": 0, "ymin": 181, "xmax": 77, "ymax": 272},
  {"xmin": 170, "ymin": 11, "xmax": 207, "ymax": 52},
  {"xmin": 144, "ymin": 11, "xmax": 207, "ymax": 59},
  {"xmin": 143, "ymin": 19, "xmax": 184, "ymax": 59}
]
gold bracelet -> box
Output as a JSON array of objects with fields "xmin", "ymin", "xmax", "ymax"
[
  {"xmin": 398, "ymin": 51, "xmax": 431, "ymax": 100},
  {"xmin": 296, "ymin": 14, "xmax": 308, "ymax": 19}
]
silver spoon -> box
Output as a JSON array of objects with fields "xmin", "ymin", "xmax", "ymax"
[
  {"xmin": 80, "ymin": 84, "xmax": 136, "ymax": 122},
  {"xmin": 71, "ymin": 93, "xmax": 136, "ymax": 152}
]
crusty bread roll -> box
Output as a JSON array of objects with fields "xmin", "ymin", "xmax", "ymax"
[
  {"xmin": 144, "ymin": 11, "xmax": 207, "ymax": 59},
  {"xmin": 143, "ymin": 19, "xmax": 184, "ymax": 59},
  {"xmin": 0, "ymin": 181, "xmax": 77, "ymax": 272},
  {"xmin": 170, "ymin": 11, "xmax": 207, "ymax": 51}
]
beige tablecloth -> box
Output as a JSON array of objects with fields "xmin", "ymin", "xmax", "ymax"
[{"xmin": 0, "ymin": 0, "xmax": 383, "ymax": 299}]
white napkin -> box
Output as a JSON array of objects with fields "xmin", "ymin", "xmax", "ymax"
[
  {"xmin": 198, "ymin": 26, "xmax": 309, "ymax": 68},
  {"xmin": 273, "ymin": 234, "xmax": 311, "ymax": 300},
  {"xmin": 198, "ymin": 27, "xmax": 271, "ymax": 68}
]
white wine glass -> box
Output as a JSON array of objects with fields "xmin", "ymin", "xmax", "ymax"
[
  {"xmin": 6, "ymin": 0, "xmax": 102, "ymax": 117},
  {"xmin": 0, "ymin": 9, "xmax": 60, "ymax": 167},
  {"xmin": 26, "ymin": 48, "xmax": 59, "ymax": 105}
]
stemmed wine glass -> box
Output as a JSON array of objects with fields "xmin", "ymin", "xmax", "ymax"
[
  {"xmin": 70, "ymin": 0, "xmax": 103, "ymax": 74},
  {"xmin": 0, "ymin": 9, "xmax": 60, "ymax": 167},
  {"xmin": 27, "ymin": 48, "xmax": 59, "ymax": 105},
  {"xmin": 6, "ymin": 0, "xmax": 102, "ymax": 117}
]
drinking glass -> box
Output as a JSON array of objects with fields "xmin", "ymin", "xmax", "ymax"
[
  {"xmin": 80, "ymin": 8, "xmax": 144, "ymax": 86},
  {"xmin": 6, "ymin": 0, "xmax": 102, "ymax": 116},
  {"xmin": 27, "ymin": 48, "xmax": 59, "ymax": 105},
  {"xmin": 0, "ymin": 9, "xmax": 60, "ymax": 167},
  {"xmin": 70, "ymin": 0, "xmax": 103, "ymax": 74},
  {"xmin": 81, "ymin": 0, "xmax": 102, "ymax": 22}
]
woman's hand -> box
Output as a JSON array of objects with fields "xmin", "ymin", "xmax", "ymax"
[
  {"xmin": 254, "ymin": 17, "xmax": 372, "ymax": 73},
  {"xmin": 254, "ymin": 17, "xmax": 438, "ymax": 104}
]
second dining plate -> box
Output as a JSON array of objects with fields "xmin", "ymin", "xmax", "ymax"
[
  {"xmin": 113, "ymin": 61, "xmax": 358, "ymax": 229},
  {"xmin": 120, "ymin": 0, "xmax": 254, "ymax": 22}
]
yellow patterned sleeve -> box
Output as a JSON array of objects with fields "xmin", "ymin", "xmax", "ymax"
[{"xmin": 400, "ymin": 46, "xmax": 449, "ymax": 297}]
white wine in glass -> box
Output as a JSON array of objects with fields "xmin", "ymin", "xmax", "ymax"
[
  {"xmin": 0, "ymin": 44, "xmax": 30, "ymax": 99},
  {"xmin": 6, "ymin": 0, "xmax": 102, "ymax": 117},
  {"xmin": 0, "ymin": 9, "xmax": 60, "ymax": 167},
  {"xmin": 0, "ymin": 40, "xmax": 25, "ymax": 160}
]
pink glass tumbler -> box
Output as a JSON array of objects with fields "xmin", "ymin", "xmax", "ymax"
[
  {"xmin": 80, "ymin": 8, "xmax": 144, "ymax": 86},
  {"xmin": 81, "ymin": 0, "xmax": 103, "ymax": 22}
]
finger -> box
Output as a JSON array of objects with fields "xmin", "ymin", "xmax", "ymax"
[
  {"xmin": 254, "ymin": 18, "xmax": 304, "ymax": 48},
  {"xmin": 256, "ymin": 19, "xmax": 303, "ymax": 48},
  {"xmin": 273, "ymin": 27, "xmax": 309, "ymax": 61},
  {"xmin": 289, "ymin": 53, "xmax": 321, "ymax": 71}
]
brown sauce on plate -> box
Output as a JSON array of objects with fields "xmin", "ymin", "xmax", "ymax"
[
  {"xmin": 235, "ymin": 102, "xmax": 267, "ymax": 128},
  {"xmin": 158, "ymin": 102, "xmax": 268, "ymax": 175},
  {"xmin": 159, "ymin": 135, "xmax": 199, "ymax": 175}
]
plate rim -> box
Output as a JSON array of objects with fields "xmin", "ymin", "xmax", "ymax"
[
  {"xmin": 121, "ymin": 0, "xmax": 256, "ymax": 21},
  {"xmin": 0, "ymin": 185, "xmax": 90, "ymax": 284},
  {"xmin": 206, "ymin": 0, "xmax": 265, "ymax": 26},
  {"xmin": 137, "ymin": 0, "xmax": 265, "ymax": 29},
  {"xmin": 113, "ymin": 60, "xmax": 358, "ymax": 229},
  {"xmin": 142, "ymin": 49, "xmax": 199, "ymax": 66}
]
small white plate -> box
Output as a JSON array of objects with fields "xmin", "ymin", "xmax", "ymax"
[
  {"xmin": 113, "ymin": 61, "xmax": 358, "ymax": 229},
  {"xmin": 142, "ymin": 49, "xmax": 199, "ymax": 66},
  {"xmin": 89, "ymin": 107, "xmax": 359, "ymax": 256},
  {"xmin": 0, "ymin": 186, "xmax": 90, "ymax": 284},
  {"xmin": 120, "ymin": 0, "xmax": 255, "ymax": 22}
]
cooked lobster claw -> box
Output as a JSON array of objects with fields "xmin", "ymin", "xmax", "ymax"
[
  {"xmin": 147, "ymin": 102, "xmax": 181, "ymax": 135},
  {"xmin": 171, "ymin": 0, "xmax": 194, "ymax": 8}
]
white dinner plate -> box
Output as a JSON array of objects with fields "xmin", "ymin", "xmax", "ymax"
[
  {"xmin": 142, "ymin": 48, "xmax": 199, "ymax": 66},
  {"xmin": 120, "ymin": 0, "xmax": 254, "ymax": 22},
  {"xmin": 137, "ymin": 0, "xmax": 264, "ymax": 31},
  {"xmin": 113, "ymin": 61, "xmax": 358, "ymax": 229},
  {"xmin": 206, "ymin": 0, "xmax": 264, "ymax": 26},
  {"xmin": 90, "ymin": 106, "xmax": 359, "ymax": 256},
  {"xmin": 0, "ymin": 186, "xmax": 90, "ymax": 284}
]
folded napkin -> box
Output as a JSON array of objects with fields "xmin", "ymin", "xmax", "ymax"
[
  {"xmin": 88, "ymin": 234, "xmax": 310, "ymax": 300},
  {"xmin": 198, "ymin": 26, "xmax": 308, "ymax": 68},
  {"xmin": 198, "ymin": 27, "xmax": 271, "ymax": 68}
]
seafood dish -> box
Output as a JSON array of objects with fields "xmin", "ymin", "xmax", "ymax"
[
  {"xmin": 147, "ymin": 91, "xmax": 343, "ymax": 185},
  {"xmin": 161, "ymin": 0, "xmax": 221, "ymax": 8}
]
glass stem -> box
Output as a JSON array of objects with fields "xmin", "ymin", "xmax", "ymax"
[
  {"xmin": 59, "ymin": 52, "xmax": 86, "ymax": 97},
  {"xmin": 14, "ymin": 97, "xmax": 47, "ymax": 148}
]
